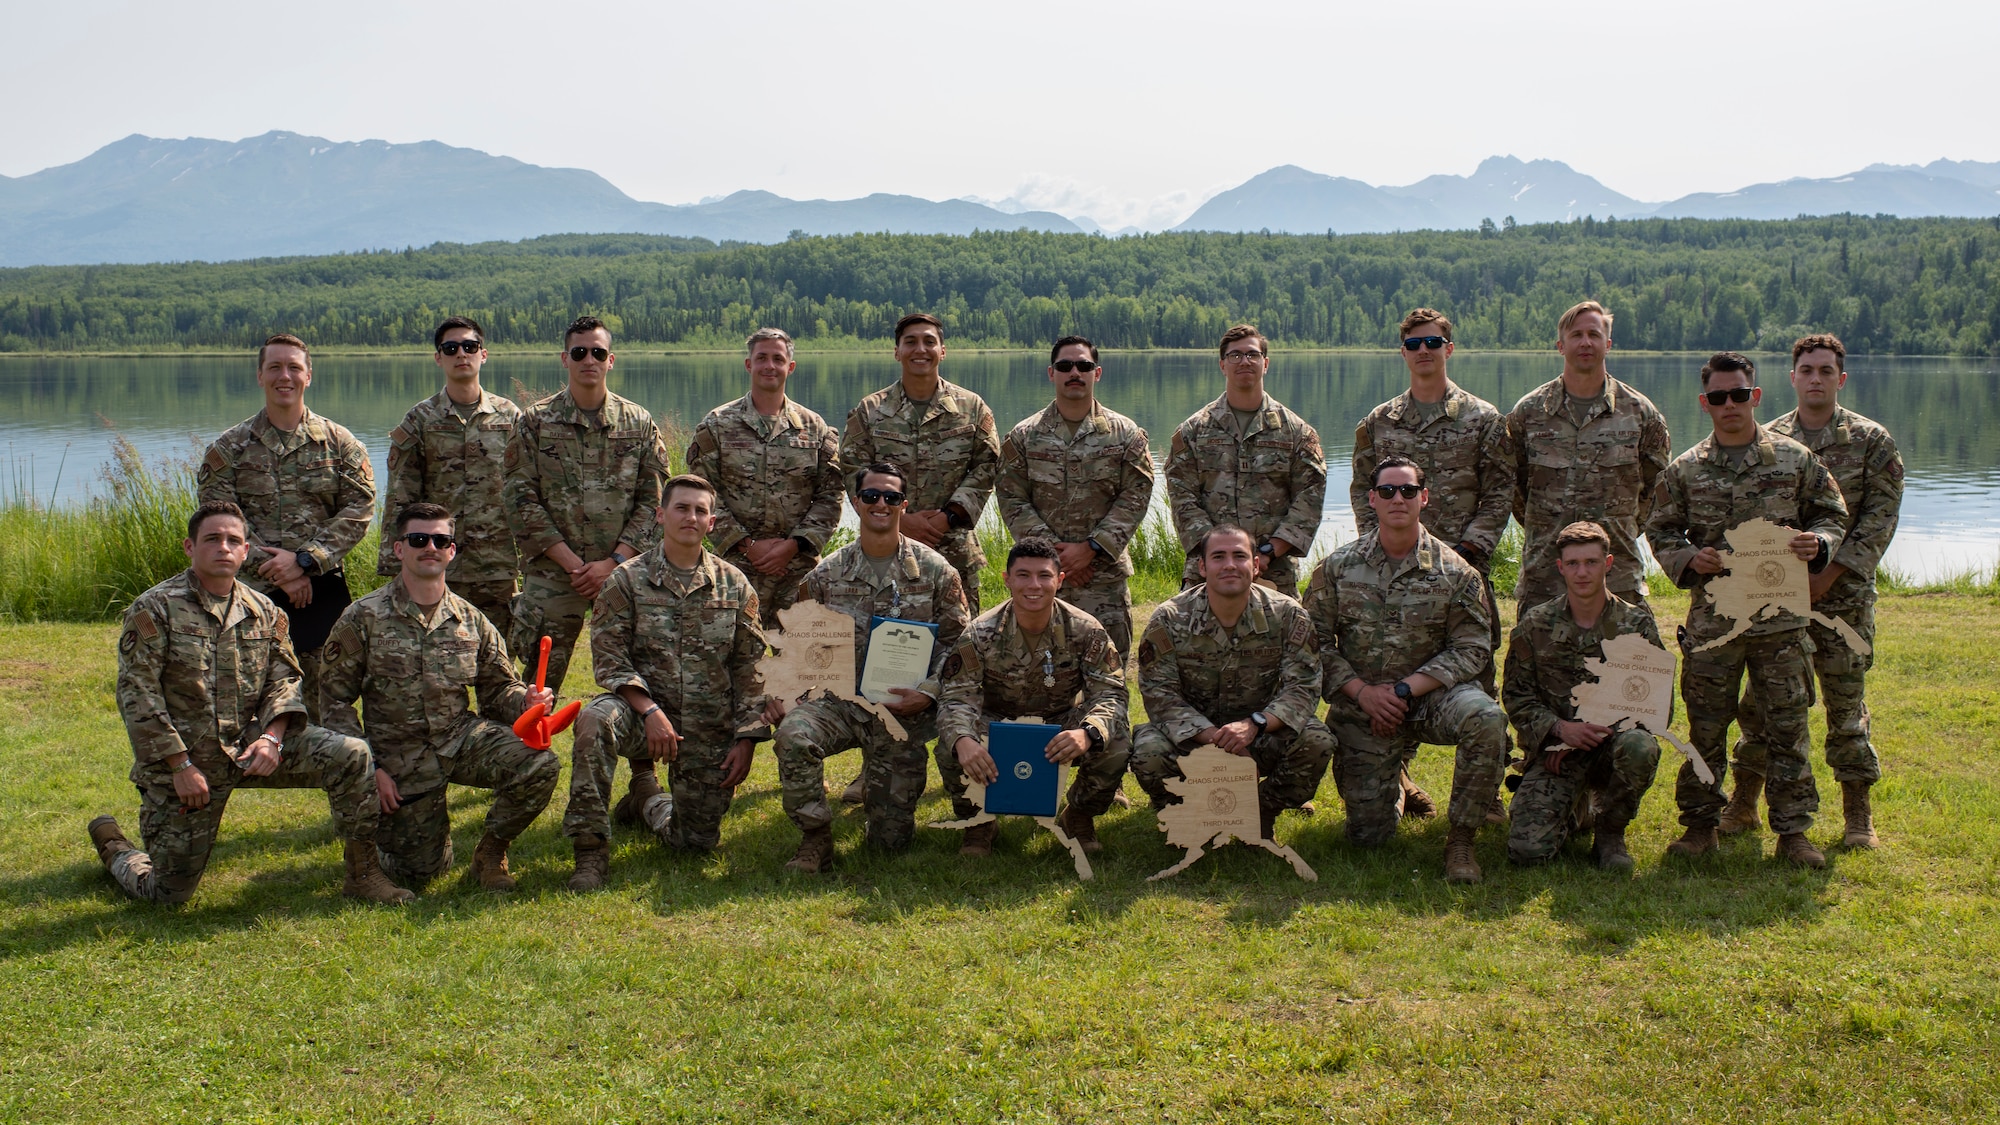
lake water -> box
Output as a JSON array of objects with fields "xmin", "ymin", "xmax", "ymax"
[{"xmin": 3, "ymin": 351, "xmax": 1995, "ymax": 580}]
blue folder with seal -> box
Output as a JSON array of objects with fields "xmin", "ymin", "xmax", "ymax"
[{"xmin": 983, "ymin": 721, "xmax": 1065, "ymax": 816}]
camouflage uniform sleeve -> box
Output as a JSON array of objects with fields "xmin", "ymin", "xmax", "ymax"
[
  {"xmin": 197, "ymin": 438, "xmax": 268, "ymax": 569},
  {"xmin": 1644, "ymin": 464, "xmax": 1699, "ymax": 587},
  {"xmin": 617, "ymin": 422, "xmax": 669, "ymax": 553},
  {"xmin": 317, "ymin": 607, "xmax": 369, "ymax": 741},
  {"xmin": 303, "ymin": 430, "xmax": 375, "ymax": 574},
  {"xmin": 1635, "ymin": 401, "xmax": 1672, "ymax": 531},
  {"xmin": 1267, "ymin": 602, "xmax": 1322, "ymax": 733},
  {"xmin": 1505, "ymin": 404, "xmax": 1530, "ymax": 527},
  {"xmin": 378, "ymin": 416, "xmax": 424, "ymax": 576},
  {"xmin": 1413, "ymin": 567, "xmax": 1492, "ymax": 690},
  {"xmin": 936, "ymin": 634, "xmax": 986, "ymax": 752},
  {"xmin": 794, "ymin": 421, "xmax": 845, "ymax": 552},
  {"xmin": 686, "ymin": 421, "xmax": 748, "ymax": 554},
  {"xmin": 1834, "ymin": 430, "xmax": 1903, "ymax": 580},
  {"xmin": 1302, "ymin": 563, "xmax": 1358, "ymax": 699},
  {"xmin": 1501, "ymin": 617, "xmax": 1561, "ymax": 752},
  {"xmin": 588, "ymin": 572, "xmax": 645, "ymax": 695},
  {"xmin": 1091, "ymin": 427, "xmax": 1156, "ymax": 558},
  {"xmin": 504, "ymin": 411, "xmax": 563, "ymax": 561},
  {"xmin": 995, "ymin": 432, "xmax": 1058, "ymax": 542},
  {"xmin": 1463, "ymin": 412, "xmax": 1517, "ymax": 556},
  {"xmin": 730, "ymin": 585, "xmax": 769, "ymax": 738},
  {"xmin": 920, "ymin": 565, "xmax": 972, "ymax": 698},
  {"xmin": 1799, "ymin": 454, "xmax": 1850, "ymax": 568},
  {"xmin": 1349, "ymin": 420, "xmax": 1379, "ymax": 535},
  {"xmin": 257, "ymin": 612, "xmax": 308, "ymax": 732},
  {"xmin": 1075, "ymin": 620, "xmax": 1131, "ymax": 747},
  {"xmin": 472, "ymin": 610, "xmax": 531, "ymax": 723},
  {"xmin": 839, "ymin": 403, "xmax": 876, "ymax": 498},
  {"xmin": 1137, "ymin": 609, "xmax": 1210, "ymax": 744},
  {"xmin": 1163, "ymin": 425, "xmax": 1210, "ymax": 555},
  {"xmin": 116, "ymin": 599, "xmax": 188, "ymax": 765},
  {"xmin": 1272, "ymin": 422, "xmax": 1328, "ymax": 555},
  {"xmin": 948, "ymin": 401, "xmax": 1002, "ymax": 525}
]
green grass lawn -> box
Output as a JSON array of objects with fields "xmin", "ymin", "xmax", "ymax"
[{"xmin": 3, "ymin": 591, "xmax": 1997, "ymax": 1123}]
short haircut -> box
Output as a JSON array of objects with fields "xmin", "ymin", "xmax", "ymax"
[
  {"xmin": 746, "ymin": 327, "xmax": 794, "ymax": 358},
  {"xmin": 186, "ymin": 500, "xmax": 246, "ymax": 541},
  {"xmin": 1370, "ymin": 453, "xmax": 1427, "ymax": 488},
  {"xmin": 1398, "ymin": 307, "xmax": 1453, "ymax": 342},
  {"xmin": 1050, "ymin": 334, "xmax": 1099, "ymax": 363},
  {"xmin": 662, "ymin": 474, "xmax": 718, "ymax": 505},
  {"xmin": 1554, "ymin": 521, "xmax": 1612, "ymax": 556},
  {"xmin": 1556, "ymin": 300, "xmax": 1614, "ymax": 339},
  {"xmin": 257, "ymin": 333, "xmax": 310, "ymax": 368},
  {"xmin": 894, "ymin": 313, "xmax": 943, "ymax": 342},
  {"xmin": 1197, "ymin": 524, "xmax": 1256, "ymax": 556},
  {"xmin": 433, "ymin": 316, "xmax": 484, "ymax": 349},
  {"xmin": 853, "ymin": 461, "xmax": 908, "ymax": 495},
  {"xmin": 1006, "ymin": 536, "xmax": 1063, "ymax": 569},
  {"xmin": 394, "ymin": 501, "xmax": 455, "ymax": 533},
  {"xmin": 564, "ymin": 315, "xmax": 609, "ymax": 346},
  {"xmin": 1792, "ymin": 332, "xmax": 1846, "ymax": 368},
  {"xmin": 1699, "ymin": 351, "xmax": 1757, "ymax": 388},
  {"xmin": 1217, "ymin": 324, "xmax": 1267, "ymax": 359}
]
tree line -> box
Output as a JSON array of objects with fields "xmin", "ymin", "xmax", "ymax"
[{"xmin": 2, "ymin": 215, "xmax": 1997, "ymax": 355}]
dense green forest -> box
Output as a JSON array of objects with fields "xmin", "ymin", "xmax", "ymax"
[{"xmin": 3, "ymin": 215, "xmax": 1997, "ymax": 355}]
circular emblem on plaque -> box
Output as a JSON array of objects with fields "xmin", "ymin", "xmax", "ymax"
[
  {"xmin": 1755, "ymin": 561, "xmax": 1786, "ymax": 588},
  {"xmin": 1207, "ymin": 788, "xmax": 1237, "ymax": 814},
  {"xmin": 806, "ymin": 645, "xmax": 836, "ymax": 670},
  {"xmin": 1013, "ymin": 761, "xmax": 1034, "ymax": 780},
  {"xmin": 1621, "ymin": 675, "xmax": 1651, "ymax": 703}
]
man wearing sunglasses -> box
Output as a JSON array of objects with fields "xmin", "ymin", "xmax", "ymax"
[
  {"xmin": 1304, "ymin": 455, "xmax": 1507, "ymax": 884},
  {"xmin": 197, "ymin": 334, "xmax": 377, "ymax": 722},
  {"xmin": 1505, "ymin": 301, "xmax": 1671, "ymax": 612},
  {"xmin": 503, "ymin": 315, "xmax": 670, "ymax": 706},
  {"xmin": 378, "ymin": 317, "xmax": 523, "ymax": 639},
  {"xmin": 995, "ymin": 335, "xmax": 1157, "ymax": 657},
  {"xmin": 1724, "ymin": 334, "xmax": 1902, "ymax": 849},
  {"xmin": 773, "ymin": 462, "xmax": 972, "ymax": 873},
  {"xmin": 1645, "ymin": 352, "xmax": 1848, "ymax": 868},
  {"xmin": 320, "ymin": 503, "xmax": 561, "ymax": 895},
  {"xmin": 1164, "ymin": 324, "xmax": 1326, "ymax": 594}
]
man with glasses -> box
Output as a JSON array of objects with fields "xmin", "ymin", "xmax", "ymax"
[
  {"xmin": 1645, "ymin": 352, "xmax": 1848, "ymax": 868},
  {"xmin": 1165, "ymin": 324, "xmax": 1326, "ymax": 594},
  {"xmin": 1304, "ymin": 455, "xmax": 1508, "ymax": 884},
  {"xmin": 198, "ymin": 334, "xmax": 376, "ymax": 721},
  {"xmin": 320, "ymin": 503, "xmax": 560, "ymax": 895},
  {"xmin": 773, "ymin": 462, "xmax": 972, "ymax": 873},
  {"xmin": 995, "ymin": 335, "xmax": 1156, "ymax": 657},
  {"xmin": 1724, "ymin": 334, "xmax": 1902, "ymax": 849},
  {"xmin": 378, "ymin": 317, "xmax": 523, "ymax": 638},
  {"xmin": 1505, "ymin": 301, "xmax": 1671, "ymax": 612}
]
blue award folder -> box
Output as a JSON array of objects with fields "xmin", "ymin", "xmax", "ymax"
[{"xmin": 984, "ymin": 721, "xmax": 1065, "ymax": 817}]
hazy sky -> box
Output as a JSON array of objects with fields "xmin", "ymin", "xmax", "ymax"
[{"xmin": 6, "ymin": 0, "xmax": 1996, "ymax": 228}]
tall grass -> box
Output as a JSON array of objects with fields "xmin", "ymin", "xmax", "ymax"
[
  {"xmin": 976, "ymin": 512, "xmax": 1189, "ymax": 608},
  {"xmin": 0, "ymin": 438, "xmax": 196, "ymax": 622}
]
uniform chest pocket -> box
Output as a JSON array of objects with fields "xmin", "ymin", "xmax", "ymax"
[
  {"xmin": 700, "ymin": 605, "xmax": 739, "ymax": 645},
  {"xmin": 169, "ymin": 625, "xmax": 217, "ymax": 670},
  {"xmin": 370, "ymin": 650, "xmax": 420, "ymax": 680},
  {"xmin": 1249, "ymin": 435, "xmax": 1294, "ymax": 477},
  {"xmin": 433, "ymin": 641, "xmax": 479, "ymax": 686}
]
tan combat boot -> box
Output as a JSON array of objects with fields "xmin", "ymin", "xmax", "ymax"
[
  {"xmin": 840, "ymin": 776, "xmax": 867, "ymax": 804},
  {"xmin": 467, "ymin": 832, "xmax": 518, "ymax": 892},
  {"xmin": 1400, "ymin": 772, "xmax": 1437, "ymax": 819},
  {"xmin": 785, "ymin": 826, "xmax": 835, "ymax": 873},
  {"xmin": 1665, "ymin": 825, "xmax": 1718, "ymax": 859},
  {"xmin": 1443, "ymin": 823, "xmax": 1482, "ymax": 884},
  {"xmin": 342, "ymin": 839, "xmax": 416, "ymax": 904},
  {"xmin": 959, "ymin": 821, "xmax": 998, "ymax": 857},
  {"xmin": 1593, "ymin": 824, "xmax": 1634, "ymax": 873},
  {"xmin": 1483, "ymin": 788, "xmax": 1510, "ymax": 826},
  {"xmin": 1718, "ymin": 772, "xmax": 1764, "ymax": 835},
  {"xmin": 612, "ymin": 767, "xmax": 665, "ymax": 827},
  {"xmin": 87, "ymin": 815, "xmax": 136, "ymax": 867},
  {"xmin": 567, "ymin": 833, "xmax": 610, "ymax": 892},
  {"xmin": 1777, "ymin": 832, "xmax": 1827, "ymax": 869},
  {"xmin": 1840, "ymin": 780, "xmax": 1879, "ymax": 849},
  {"xmin": 1056, "ymin": 806, "xmax": 1101, "ymax": 853}
]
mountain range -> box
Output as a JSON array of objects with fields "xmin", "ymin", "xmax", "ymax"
[{"xmin": 2, "ymin": 132, "xmax": 1997, "ymax": 267}]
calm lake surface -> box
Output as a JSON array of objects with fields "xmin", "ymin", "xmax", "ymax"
[{"xmin": 3, "ymin": 351, "xmax": 1995, "ymax": 580}]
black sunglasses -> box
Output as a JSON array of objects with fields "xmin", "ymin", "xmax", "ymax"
[
  {"xmin": 856, "ymin": 488, "xmax": 906, "ymax": 506},
  {"xmin": 1372, "ymin": 484, "xmax": 1424, "ymax": 499},
  {"xmin": 437, "ymin": 339, "xmax": 482, "ymax": 356},
  {"xmin": 1703, "ymin": 387, "xmax": 1755, "ymax": 405},
  {"xmin": 567, "ymin": 345, "xmax": 611, "ymax": 362},
  {"xmin": 400, "ymin": 532, "xmax": 457, "ymax": 549},
  {"xmin": 1402, "ymin": 336, "xmax": 1448, "ymax": 351},
  {"xmin": 1052, "ymin": 359, "xmax": 1098, "ymax": 373}
]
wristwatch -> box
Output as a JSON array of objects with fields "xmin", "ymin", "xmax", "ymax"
[
  {"xmin": 1393, "ymin": 682, "xmax": 1413, "ymax": 701},
  {"xmin": 1086, "ymin": 725, "xmax": 1106, "ymax": 751},
  {"xmin": 1256, "ymin": 541, "xmax": 1275, "ymax": 556},
  {"xmin": 296, "ymin": 550, "xmax": 320, "ymax": 576},
  {"xmin": 1251, "ymin": 711, "xmax": 1270, "ymax": 731},
  {"xmin": 170, "ymin": 755, "xmax": 196, "ymax": 773}
]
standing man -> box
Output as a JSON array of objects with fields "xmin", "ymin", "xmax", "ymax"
[
  {"xmin": 1131, "ymin": 526, "xmax": 1335, "ymax": 843},
  {"xmin": 1304, "ymin": 455, "xmax": 1508, "ymax": 884},
  {"xmin": 773, "ymin": 463, "xmax": 972, "ymax": 874},
  {"xmin": 1165, "ymin": 324, "xmax": 1326, "ymax": 594},
  {"xmin": 503, "ymin": 314, "xmax": 670, "ymax": 698},
  {"xmin": 995, "ymin": 335, "xmax": 1156, "ymax": 658},
  {"xmin": 1502, "ymin": 521, "xmax": 1665, "ymax": 872},
  {"xmin": 86, "ymin": 501, "xmax": 409, "ymax": 905},
  {"xmin": 198, "ymin": 334, "xmax": 376, "ymax": 719},
  {"xmin": 377, "ymin": 317, "xmax": 523, "ymax": 639},
  {"xmin": 840, "ymin": 313, "xmax": 1001, "ymax": 612},
  {"xmin": 566, "ymin": 476, "xmax": 769, "ymax": 890},
  {"xmin": 320, "ymin": 502, "xmax": 561, "ymax": 895},
  {"xmin": 940, "ymin": 538, "xmax": 1132, "ymax": 856},
  {"xmin": 1725, "ymin": 334, "xmax": 1902, "ymax": 848},
  {"xmin": 687, "ymin": 328, "xmax": 844, "ymax": 628},
  {"xmin": 1646, "ymin": 352, "xmax": 1848, "ymax": 868},
  {"xmin": 1506, "ymin": 301, "xmax": 1672, "ymax": 612}
]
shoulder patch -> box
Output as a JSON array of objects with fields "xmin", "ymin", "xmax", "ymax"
[
  {"xmin": 1169, "ymin": 431, "xmax": 1189, "ymax": 457},
  {"xmin": 131, "ymin": 609, "xmax": 160, "ymax": 639},
  {"xmin": 596, "ymin": 582, "xmax": 631, "ymax": 616},
  {"xmin": 323, "ymin": 639, "xmax": 343, "ymax": 664},
  {"xmin": 1287, "ymin": 614, "xmax": 1314, "ymax": 649},
  {"xmin": 1085, "ymin": 633, "xmax": 1108, "ymax": 668},
  {"xmin": 118, "ymin": 629, "xmax": 139, "ymax": 654},
  {"xmin": 389, "ymin": 424, "xmax": 413, "ymax": 446},
  {"xmin": 941, "ymin": 652, "xmax": 965, "ymax": 681},
  {"xmin": 1352, "ymin": 421, "xmax": 1372, "ymax": 449},
  {"xmin": 202, "ymin": 448, "xmax": 228, "ymax": 473}
]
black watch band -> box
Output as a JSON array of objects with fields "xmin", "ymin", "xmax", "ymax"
[
  {"xmin": 1393, "ymin": 681, "xmax": 1413, "ymax": 701},
  {"xmin": 296, "ymin": 550, "xmax": 319, "ymax": 576}
]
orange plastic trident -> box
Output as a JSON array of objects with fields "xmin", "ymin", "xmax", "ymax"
[{"xmin": 512, "ymin": 635, "xmax": 582, "ymax": 751}]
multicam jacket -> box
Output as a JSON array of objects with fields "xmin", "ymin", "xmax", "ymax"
[
  {"xmin": 377, "ymin": 388, "xmax": 522, "ymax": 581},
  {"xmin": 1767, "ymin": 406, "xmax": 1903, "ymax": 614},
  {"xmin": 1350, "ymin": 381, "xmax": 1514, "ymax": 566},
  {"xmin": 1302, "ymin": 526, "xmax": 1493, "ymax": 698},
  {"xmin": 797, "ymin": 537, "xmax": 972, "ymax": 699},
  {"xmin": 1164, "ymin": 393, "xmax": 1326, "ymax": 587},
  {"xmin": 197, "ymin": 407, "xmax": 376, "ymax": 593},
  {"xmin": 687, "ymin": 394, "xmax": 844, "ymax": 557},
  {"xmin": 995, "ymin": 400, "xmax": 1155, "ymax": 579},
  {"xmin": 840, "ymin": 378, "xmax": 1002, "ymax": 573},
  {"xmin": 504, "ymin": 388, "xmax": 668, "ymax": 580},
  {"xmin": 1502, "ymin": 592, "xmax": 1666, "ymax": 753},
  {"xmin": 589, "ymin": 547, "xmax": 768, "ymax": 738},
  {"xmin": 938, "ymin": 597, "xmax": 1129, "ymax": 751},
  {"xmin": 1137, "ymin": 583, "xmax": 1321, "ymax": 744}
]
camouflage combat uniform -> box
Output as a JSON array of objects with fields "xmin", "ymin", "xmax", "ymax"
[
  {"xmin": 995, "ymin": 401, "xmax": 1156, "ymax": 655},
  {"xmin": 575, "ymin": 548, "xmax": 768, "ymax": 851},
  {"xmin": 1506, "ymin": 376, "xmax": 1671, "ymax": 610},
  {"xmin": 1132, "ymin": 584, "xmax": 1335, "ymax": 817},
  {"xmin": 1164, "ymin": 393, "xmax": 1326, "ymax": 594},
  {"xmin": 377, "ymin": 388, "xmax": 523, "ymax": 637},
  {"xmin": 109, "ymin": 571, "xmax": 378, "ymax": 903},
  {"xmin": 1734, "ymin": 406, "xmax": 1902, "ymax": 785},
  {"xmin": 1646, "ymin": 425, "xmax": 1848, "ymax": 833},
  {"xmin": 198, "ymin": 407, "xmax": 376, "ymax": 719},
  {"xmin": 503, "ymin": 387, "xmax": 668, "ymax": 694},
  {"xmin": 320, "ymin": 581, "xmax": 558, "ymax": 887},
  {"xmin": 1302, "ymin": 527, "xmax": 1507, "ymax": 844},
  {"xmin": 840, "ymin": 379, "xmax": 1001, "ymax": 611},
  {"xmin": 937, "ymin": 597, "xmax": 1132, "ymax": 821},
  {"xmin": 687, "ymin": 394, "xmax": 845, "ymax": 627},
  {"xmin": 773, "ymin": 538, "xmax": 971, "ymax": 850},
  {"xmin": 1501, "ymin": 594, "xmax": 1666, "ymax": 863}
]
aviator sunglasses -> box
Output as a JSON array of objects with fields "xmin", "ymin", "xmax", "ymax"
[
  {"xmin": 857, "ymin": 488, "xmax": 906, "ymax": 506},
  {"xmin": 1052, "ymin": 359, "xmax": 1098, "ymax": 373},
  {"xmin": 1403, "ymin": 336, "xmax": 1448, "ymax": 351},
  {"xmin": 1372, "ymin": 484, "xmax": 1424, "ymax": 499},
  {"xmin": 400, "ymin": 532, "xmax": 457, "ymax": 549},
  {"xmin": 567, "ymin": 345, "xmax": 611, "ymax": 362},
  {"xmin": 436, "ymin": 339, "xmax": 482, "ymax": 356},
  {"xmin": 1703, "ymin": 387, "xmax": 1756, "ymax": 405}
]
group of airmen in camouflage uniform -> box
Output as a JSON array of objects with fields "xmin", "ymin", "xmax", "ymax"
[{"xmin": 85, "ymin": 296, "xmax": 1902, "ymax": 902}]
